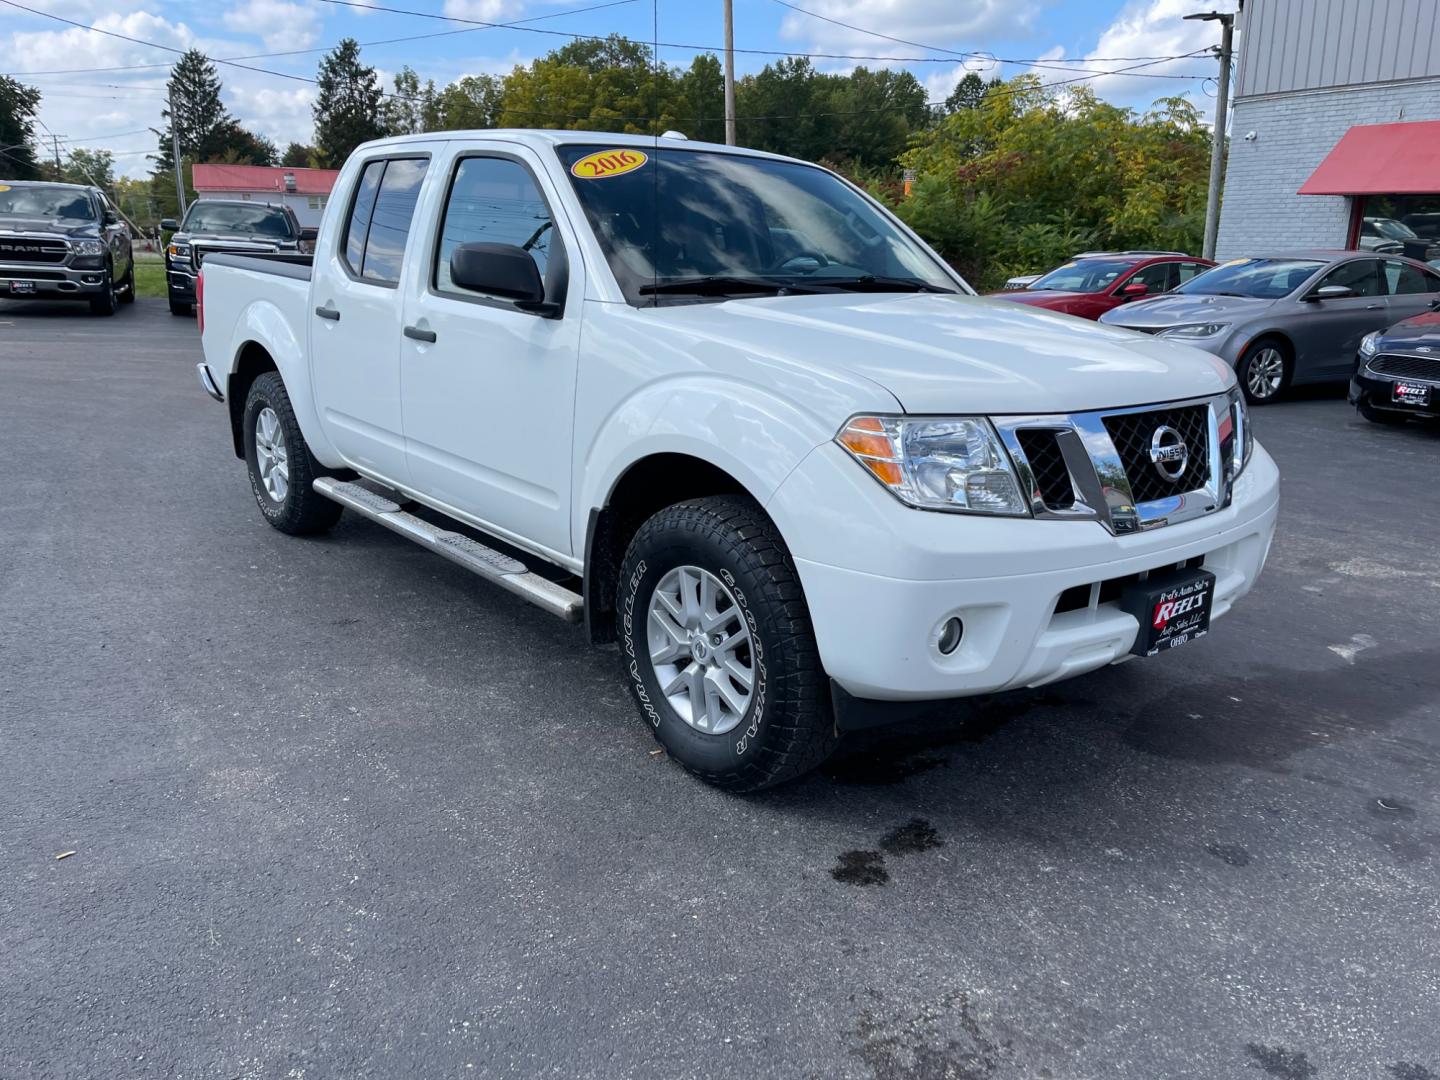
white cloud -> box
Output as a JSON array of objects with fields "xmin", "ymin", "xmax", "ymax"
[
  {"xmin": 222, "ymin": 0, "xmax": 322, "ymax": 51},
  {"xmin": 1079, "ymin": 0, "xmax": 1237, "ymax": 119},
  {"xmin": 444, "ymin": 0, "xmax": 525, "ymax": 23},
  {"xmin": 777, "ymin": 0, "xmax": 1040, "ymax": 57}
]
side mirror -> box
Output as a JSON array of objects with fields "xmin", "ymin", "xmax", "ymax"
[
  {"xmin": 103, "ymin": 209, "xmax": 119, "ymax": 226},
  {"xmin": 1306, "ymin": 284, "xmax": 1355, "ymax": 302},
  {"xmin": 449, "ymin": 242, "xmax": 554, "ymax": 313},
  {"xmin": 299, "ymin": 227, "xmax": 318, "ymax": 243},
  {"xmin": 1120, "ymin": 281, "xmax": 1149, "ymax": 298},
  {"xmin": 160, "ymin": 218, "xmax": 178, "ymax": 232}
]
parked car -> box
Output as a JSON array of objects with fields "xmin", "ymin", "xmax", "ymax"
[
  {"xmin": 1099, "ymin": 250, "xmax": 1440, "ymax": 403},
  {"xmin": 1360, "ymin": 216, "xmax": 1436, "ymax": 261},
  {"xmin": 161, "ymin": 200, "xmax": 315, "ymax": 316},
  {"xmin": 0, "ymin": 179, "xmax": 133, "ymax": 315},
  {"xmin": 195, "ymin": 131, "xmax": 1277, "ymax": 792},
  {"xmin": 1350, "ymin": 303, "xmax": 1440, "ymax": 424},
  {"xmin": 1000, "ymin": 272, "xmax": 1041, "ymax": 290},
  {"xmin": 988, "ymin": 251, "xmax": 1215, "ymax": 320}
]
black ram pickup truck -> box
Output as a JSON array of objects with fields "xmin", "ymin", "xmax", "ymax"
[
  {"xmin": 162, "ymin": 200, "xmax": 315, "ymax": 316},
  {"xmin": 0, "ymin": 180, "xmax": 134, "ymax": 315}
]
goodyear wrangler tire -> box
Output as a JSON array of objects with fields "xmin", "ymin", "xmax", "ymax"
[{"xmin": 617, "ymin": 496, "xmax": 838, "ymax": 792}]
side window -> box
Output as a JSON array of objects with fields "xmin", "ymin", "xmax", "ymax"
[
  {"xmin": 434, "ymin": 156, "xmax": 554, "ymax": 298},
  {"xmin": 1316, "ymin": 259, "xmax": 1384, "ymax": 297},
  {"xmin": 1176, "ymin": 261, "xmax": 1209, "ymax": 285},
  {"xmin": 1124, "ymin": 262, "xmax": 1173, "ymax": 295},
  {"xmin": 361, "ymin": 158, "xmax": 428, "ymax": 284},
  {"xmin": 1385, "ymin": 259, "xmax": 1439, "ymax": 295},
  {"xmin": 342, "ymin": 160, "xmax": 385, "ymax": 276}
]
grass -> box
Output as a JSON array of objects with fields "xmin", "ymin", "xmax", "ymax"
[{"xmin": 132, "ymin": 256, "xmax": 167, "ymax": 299}]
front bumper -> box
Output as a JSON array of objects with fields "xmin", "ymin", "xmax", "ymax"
[
  {"xmin": 769, "ymin": 440, "xmax": 1280, "ymax": 701},
  {"xmin": 1349, "ymin": 366, "xmax": 1440, "ymax": 420},
  {"xmin": 167, "ymin": 265, "xmax": 196, "ymax": 300},
  {"xmin": 0, "ymin": 261, "xmax": 110, "ymax": 298}
]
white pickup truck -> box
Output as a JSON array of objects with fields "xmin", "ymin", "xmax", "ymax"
[{"xmin": 197, "ymin": 130, "xmax": 1279, "ymax": 791}]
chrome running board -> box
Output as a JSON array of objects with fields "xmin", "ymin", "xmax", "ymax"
[{"xmin": 313, "ymin": 477, "xmax": 583, "ymax": 623}]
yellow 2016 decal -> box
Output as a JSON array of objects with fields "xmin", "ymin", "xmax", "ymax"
[
  {"xmin": 570, "ymin": 149, "xmax": 648, "ymax": 180},
  {"xmin": 0, "ymin": 184, "xmax": 10, "ymax": 192}
]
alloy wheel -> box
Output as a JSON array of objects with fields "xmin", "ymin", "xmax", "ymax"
[
  {"xmin": 1246, "ymin": 347, "xmax": 1285, "ymax": 400},
  {"xmin": 647, "ymin": 564, "xmax": 755, "ymax": 735},
  {"xmin": 254, "ymin": 406, "xmax": 290, "ymax": 502}
]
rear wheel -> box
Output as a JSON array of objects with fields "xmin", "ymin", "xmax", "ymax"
[
  {"xmin": 242, "ymin": 371, "xmax": 343, "ymax": 535},
  {"xmin": 1238, "ymin": 338, "xmax": 1290, "ymax": 404},
  {"xmin": 616, "ymin": 496, "xmax": 838, "ymax": 792}
]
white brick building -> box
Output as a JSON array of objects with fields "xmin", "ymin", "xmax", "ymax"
[{"xmin": 1216, "ymin": 0, "xmax": 1440, "ymax": 260}]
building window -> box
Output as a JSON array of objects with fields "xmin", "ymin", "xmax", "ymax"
[
  {"xmin": 1355, "ymin": 194, "xmax": 1440, "ymax": 267},
  {"xmin": 307, "ymin": 196, "xmax": 327, "ymax": 211},
  {"xmin": 240, "ymin": 192, "xmax": 251, "ymax": 200}
]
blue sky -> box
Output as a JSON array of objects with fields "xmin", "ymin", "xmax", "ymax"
[{"xmin": 2, "ymin": 0, "xmax": 1238, "ymax": 177}]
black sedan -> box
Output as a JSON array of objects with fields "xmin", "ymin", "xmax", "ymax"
[{"xmin": 1350, "ymin": 302, "xmax": 1440, "ymax": 424}]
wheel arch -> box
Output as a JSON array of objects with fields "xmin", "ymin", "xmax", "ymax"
[{"xmin": 227, "ymin": 341, "xmax": 279, "ymax": 458}]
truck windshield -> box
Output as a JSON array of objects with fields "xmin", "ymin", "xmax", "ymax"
[
  {"xmin": 0, "ymin": 184, "xmax": 95, "ymax": 224},
  {"xmin": 556, "ymin": 145, "xmax": 961, "ymax": 304},
  {"xmin": 182, "ymin": 204, "xmax": 295, "ymax": 238},
  {"xmin": 1175, "ymin": 258, "xmax": 1324, "ymax": 299}
]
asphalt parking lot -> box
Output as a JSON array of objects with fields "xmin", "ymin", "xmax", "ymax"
[{"xmin": 3, "ymin": 297, "xmax": 1439, "ymax": 1080}]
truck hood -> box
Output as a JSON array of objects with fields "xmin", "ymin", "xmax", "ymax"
[
  {"xmin": 0, "ymin": 217, "xmax": 99, "ymax": 238},
  {"xmin": 647, "ymin": 292, "xmax": 1232, "ymax": 414},
  {"xmin": 1101, "ymin": 292, "xmax": 1276, "ymax": 329}
]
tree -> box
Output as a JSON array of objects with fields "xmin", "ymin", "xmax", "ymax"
[
  {"xmin": 60, "ymin": 147, "xmax": 115, "ymax": 189},
  {"xmin": 433, "ymin": 74, "xmax": 502, "ymax": 131},
  {"xmin": 154, "ymin": 50, "xmax": 229, "ymax": 173},
  {"xmin": 943, "ymin": 72, "xmax": 1001, "ymax": 114},
  {"xmin": 212, "ymin": 121, "xmax": 277, "ymax": 166},
  {"xmin": 826, "ymin": 67, "xmax": 928, "ymax": 170},
  {"xmin": 499, "ymin": 34, "xmax": 677, "ymax": 133},
  {"xmin": 313, "ymin": 38, "xmax": 386, "ymax": 167},
  {"xmin": 892, "ymin": 76, "xmax": 1212, "ymax": 289},
  {"xmin": 674, "ymin": 54, "xmax": 724, "ymax": 143},
  {"xmin": 0, "ymin": 76, "xmax": 43, "ymax": 179},
  {"xmin": 280, "ymin": 141, "xmax": 318, "ymax": 168},
  {"xmin": 380, "ymin": 66, "xmax": 438, "ymax": 136}
]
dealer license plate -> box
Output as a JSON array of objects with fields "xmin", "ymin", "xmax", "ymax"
[
  {"xmin": 1393, "ymin": 382, "xmax": 1431, "ymax": 407},
  {"xmin": 8, "ymin": 280, "xmax": 36, "ymax": 295},
  {"xmin": 1121, "ymin": 567, "xmax": 1216, "ymax": 657}
]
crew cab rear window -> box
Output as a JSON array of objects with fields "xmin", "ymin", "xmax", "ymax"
[{"xmin": 341, "ymin": 157, "xmax": 428, "ymax": 285}]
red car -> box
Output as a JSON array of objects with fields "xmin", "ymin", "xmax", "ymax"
[{"xmin": 988, "ymin": 251, "xmax": 1216, "ymax": 320}]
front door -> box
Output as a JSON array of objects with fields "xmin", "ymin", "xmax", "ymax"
[
  {"xmin": 311, "ymin": 152, "xmax": 432, "ymax": 483},
  {"xmin": 1290, "ymin": 258, "xmax": 1389, "ymax": 382},
  {"xmin": 399, "ymin": 147, "xmax": 582, "ymax": 559}
]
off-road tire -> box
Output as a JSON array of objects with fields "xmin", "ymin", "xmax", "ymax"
[
  {"xmin": 118, "ymin": 260, "xmax": 135, "ymax": 304},
  {"xmin": 1238, "ymin": 337, "xmax": 1291, "ymax": 404},
  {"xmin": 242, "ymin": 371, "xmax": 343, "ymax": 535},
  {"xmin": 1359, "ymin": 400, "xmax": 1409, "ymax": 426},
  {"xmin": 88, "ymin": 268, "xmax": 117, "ymax": 316},
  {"xmin": 617, "ymin": 496, "xmax": 837, "ymax": 792}
]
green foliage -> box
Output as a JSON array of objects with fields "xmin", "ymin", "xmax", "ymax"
[
  {"xmin": 280, "ymin": 142, "xmax": 319, "ymax": 168},
  {"xmin": 59, "ymin": 147, "xmax": 115, "ymax": 189},
  {"xmin": 380, "ymin": 66, "xmax": 439, "ymax": 136},
  {"xmin": 499, "ymin": 34, "xmax": 676, "ymax": 133},
  {"xmin": 0, "ymin": 76, "xmax": 43, "ymax": 179},
  {"xmin": 432, "ymin": 74, "xmax": 503, "ymax": 131},
  {"xmin": 313, "ymin": 38, "xmax": 386, "ymax": 167},
  {"xmin": 894, "ymin": 76, "xmax": 1212, "ymax": 289}
]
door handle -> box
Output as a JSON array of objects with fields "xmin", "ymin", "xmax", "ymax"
[
  {"xmin": 403, "ymin": 325, "xmax": 437, "ymax": 343},
  {"xmin": 1365, "ymin": 304, "xmax": 1384, "ymax": 310},
  {"xmin": 314, "ymin": 304, "xmax": 340, "ymax": 321}
]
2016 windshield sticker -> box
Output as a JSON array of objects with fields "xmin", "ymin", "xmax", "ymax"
[{"xmin": 571, "ymin": 149, "xmax": 648, "ymax": 179}]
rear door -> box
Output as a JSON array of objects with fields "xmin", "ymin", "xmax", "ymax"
[
  {"xmin": 1290, "ymin": 258, "xmax": 1388, "ymax": 382},
  {"xmin": 1383, "ymin": 258, "xmax": 1440, "ymax": 323},
  {"xmin": 398, "ymin": 144, "xmax": 583, "ymax": 559},
  {"xmin": 310, "ymin": 149, "xmax": 435, "ymax": 483}
]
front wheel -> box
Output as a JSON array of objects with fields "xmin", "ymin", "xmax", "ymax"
[
  {"xmin": 169, "ymin": 297, "xmax": 192, "ymax": 316},
  {"xmin": 617, "ymin": 496, "xmax": 838, "ymax": 792},
  {"xmin": 88, "ymin": 269, "xmax": 117, "ymax": 316},
  {"xmin": 1238, "ymin": 339, "xmax": 1290, "ymax": 404},
  {"xmin": 118, "ymin": 260, "xmax": 135, "ymax": 304},
  {"xmin": 242, "ymin": 372, "xmax": 343, "ymax": 535}
]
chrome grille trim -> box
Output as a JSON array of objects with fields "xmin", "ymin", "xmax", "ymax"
[{"xmin": 995, "ymin": 393, "xmax": 1233, "ymax": 536}]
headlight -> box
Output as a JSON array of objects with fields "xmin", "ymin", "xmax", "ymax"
[
  {"xmin": 1359, "ymin": 330, "xmax": 1382, "ymax": 357},
  {"xmin": 1225, "ymin": 388, "xmax": 1254, "ymax": 479},
  {"xmin": 71, "ymin": 239, "xmax": 106, "ymax": 255},
  {"xmin": 1158, "ymin": 322, "xmax": 1229, "ymax": 339},
  {"xmin": 168, "ymin": 243, "xmax": 191, "ymax": 260},
  {"xmin": 837, "ymin": 416, "xmax": 1030, "ymax": 515}
]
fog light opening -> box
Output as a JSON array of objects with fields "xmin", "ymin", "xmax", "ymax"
[{"xmin": 937, "ymin": 617, "xmax": 964, "ymax": 656}]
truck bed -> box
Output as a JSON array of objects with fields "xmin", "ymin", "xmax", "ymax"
[{"xmin": 202, "ymin": 252, "xmax": 313, "ymax": 280}]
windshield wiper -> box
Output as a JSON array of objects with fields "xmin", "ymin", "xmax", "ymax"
[
  {"xmin": 804, "ymin": 274, "xmax": 951, "ymax": 294},
  {"xmin": 638, "ymin": 275, "xmax": 820, "ymax": 297}
]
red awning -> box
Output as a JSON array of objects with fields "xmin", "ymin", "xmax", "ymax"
[{"xmin": 1299, "ymin": 120, "xmax": 1440, "ymax": 195}]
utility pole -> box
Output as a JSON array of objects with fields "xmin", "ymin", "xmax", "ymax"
[
  {"xmin": 723, "ymin": 0, "xmax": 736, "ymax": 145},
  {"xmin": 168, "ymin": 86, "xmax": 187, "ymax": 219},
  {"xmin": 1186, "ymin": 9, "xmax": 1235, "ymax": 260},
  {"xmin": 51, "ymin": 134, "xmax": 61, "ymax": 170}
]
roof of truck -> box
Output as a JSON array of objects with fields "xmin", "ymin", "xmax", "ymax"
[{"xmin": 354, "ymin": 129, "xmax": 796, "ymax": 163}]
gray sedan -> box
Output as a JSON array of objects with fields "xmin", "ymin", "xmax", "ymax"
[{"xmin": 1098, "ymin": 250, "xmax": 1440, "ymax": 403}]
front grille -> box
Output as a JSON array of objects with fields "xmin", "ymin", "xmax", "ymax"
[
  {"xmin": 1370, "ymin": 353, "xmax": 1440, "ymax": 383},
  {"xmin": 1103, "ymin": 404, "xmax": 1210, "ymax": 505},
  {"xmin": 0, "ymin": 238, "xmax": 67, "ymax": 264},
  {"xmin": 1015, "ymin": 429, "xmax": 1075, "ymax": 509},
  {"xmin": 0, "ymin": 269, "xmax": 67, "ymax": 280}
]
